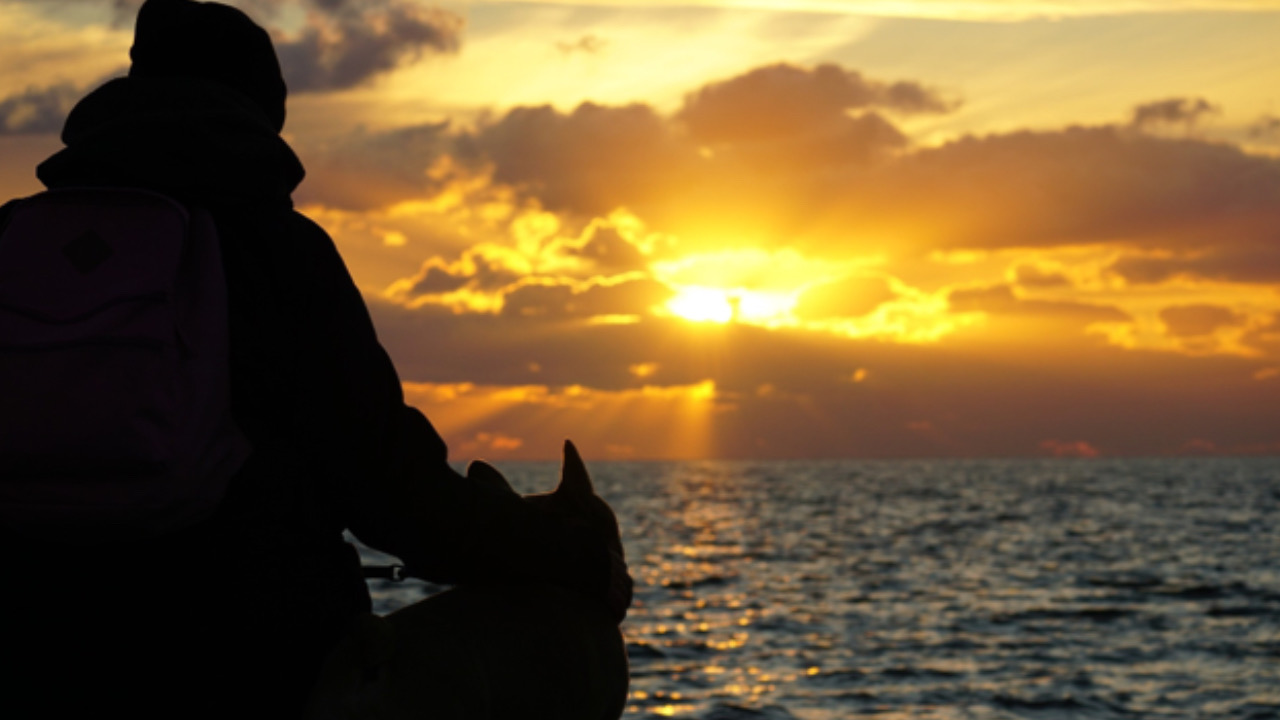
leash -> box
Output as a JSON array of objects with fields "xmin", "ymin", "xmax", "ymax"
[{"xmin": 362, "ymin": 563, "xmax": 408, "ymax": 581}]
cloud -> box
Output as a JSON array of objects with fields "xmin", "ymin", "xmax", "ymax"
[
  {"xmin": 297, "ymin": 122, "xmax": 454, "ymax": 210},
  {"xmin": 440, "ymin": 63, "xmax": 950, "ymax": 239},
  {"xmin": 1040, "ymin": 440, "xmax": 1100, "ymax": 458},
  {"xmin": 303, "ymin": 62, "xmax": 1266, "ymax": 278},
  {"xmin": 459, "ymin": 101, "xmax": 692, "ymax": 216},
  {"xmin": 1129, "ymin": 97, "xmax": 1219, "ymax": 132},
  {"xmin": 677, "ymin": 62, "xmax": 954, "ymax": 146},
  {"xmin": 561, "ymin": 224, "xmax": 650, "ymax": 273},
  {"xmin": 446, "ymin": 73, "xmax": 1278, "ymax": 275},
  {"xmin": 1013, "ymin": 264, "xmax": 1072, "ymax": 288},
  {"xmin": 947, "ymin": 284, "xmax": 1129, "ymax": 324},
  {"xmin": 7, "ymin": 0, "xmax": 144, "ymax": 25},
  {"xmin": 275, "ymin": 0, "xmax": 463, "ymax": 93},
  {"xmin": 407, "ymin": 252, "xmax": 524, "ymax": 296},
  {"xmin": 0, "ymin": 63, "xmax": 124, "ymax": 136},
  {"xmin": 373, "ymin": 299, "xmax": 1280, "ymax": 459},
  {"xmin": 1250, "ymin": 114, "xmax": 1280, "ymax": 139},
  {"xmin": 1243, "ymin": 315, "xmax": 1280, "ymax": 357},
  {"xmin": 826, "ymin": 126, "xmax": 1280, "ymax": 263},
  {"xmin": 1109, "ymin": 245, "xmax": 1280, "ymax": 285},
  {"xmin": 1159, "ymin": 304, "xmax": 1247, "ymax": 338},
  {"xmin": 0, "ymin": 82, "xmax": 83, "ymax": 135},
  {"xmin": 500, "ymin": 276, "xmax": 673, "ymax": 319},
  {"xmin": 793, "ymin": 275, "xmax": 897, "ymax": 319},
  {"xmin": 393, "ymin": 244, "xmax": 528, "ymax": 303},
  {"xmin": 0, "ymin": 0, "xmax": 459, "ymax": 136},
  {"xmin": 8, "ymin": 1, "xmax": 463, "ymax": 94}
]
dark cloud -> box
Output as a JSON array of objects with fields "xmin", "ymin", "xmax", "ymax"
[
  {"xmin": 295, "ymin": 122, "xmax": 453, "ymax": 210},
  {"xmin": 1242, "ymin": 314, "xmax": 1280, "ymax": 357},
  {"xmin": 448, "ymin": 64, "xmax": 938, "ymax": 225},
  {"xmin": 15, "ymin": 1, "xmax": 460, "ymax": 89},
  {"xmin": 276, "ymin": 0, "xmax": 462, "ymax": 93},
  {"xmin": 498, "ymin": 283, "xmax": 573, "ymax": 318},
  {"xmin": 711, "ymin": 110, "xmax": 909, "ymax": 176},
  {"xmin": 1013, "ymin": 264, "xmax": 1072, "ymax": 288},
  {"xmin": 13, "ymin": 0, "xmax": 144, "ymax": 26},
  {"xmin": 948, "ymin": 284, "xmax": 1130, "ymax": 323},
  {"xmin": 403, "ymin": 252, "xmax": 523, "ymax": 298},
  {"xmin": 0, "ymin": 69, "xmax": 122, "ymax": 136},
  {"xmin": 459, "ymin": 102, "xmax": 692, "ymax": 216},
  {"xmin": 1159, "ymin": 304, "xmax": 1246, "ymax": 337},
  {"xmin": 1109, "ymin": 244, "xmax": 1280, "ymax": 285},
  {"xmin": 1130, "ymin": 97, "xmax": 1219, "ymax": 132},
  {"xmin": 1, "ymin": 0, "xmax": 458, "ymax": 135},
  {"xmin": 677, "ymin": 63, "xmax": 954, "ymax": 146},
  {"xmin": 793, "ymin": 275, "xmax": 897, "ymax": 319},
  {"xmin": 405, "ymin": 261, "xmax": 470, "ymax": 296},
  {"xmin": 501, "ymin": 278, "xmax": 672, "ymax": 319},
  {"xmin": 0, "ymin": 83, "xmax": 83, "ymax": 135},
  {"xmin": 825, "ymin": 127, "xmax": 1280, "ymax": 264},
  {"xmin": 1250, "ymin": 114, "xmax": 1280, "ymax": 139}
]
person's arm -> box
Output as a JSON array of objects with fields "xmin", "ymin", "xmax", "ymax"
[{"xmin": 292, "ymin": 215, "xmax": 617, "ymax": 607}]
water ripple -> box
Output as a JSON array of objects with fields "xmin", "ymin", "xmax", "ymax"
[{"xmin": 367, "ymin": 456, "xmax": 1280, "ymax": 719}]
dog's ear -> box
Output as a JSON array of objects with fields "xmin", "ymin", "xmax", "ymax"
[
  {"xmin": 468, "ymin": 459, "xmax": 516, "ymax": 495},
  {"xmin": 554, "ymin": 439, "xmax": 595, "ymax": 498}
]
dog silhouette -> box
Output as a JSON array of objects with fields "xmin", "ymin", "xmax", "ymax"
[{"xmin": 307, "ymin": 441, "xmax": 629, "ymax": 720}]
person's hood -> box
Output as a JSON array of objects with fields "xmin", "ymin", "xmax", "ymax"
[{"xmin": 38, "ymin": 76, "xmax": 304, "ymax": 208}]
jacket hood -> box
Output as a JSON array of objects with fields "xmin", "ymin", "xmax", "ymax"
[
  {"xmin": 129, "ymin": 0, "xmax": 287, "ymax": 133},
  {"xmin": 38, "ymin": 76, "xmax": 304, "ymax": 208}
]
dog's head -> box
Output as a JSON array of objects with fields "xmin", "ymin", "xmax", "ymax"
[{"xmin": 469, "ymin": 440, "xmax": 624, "ymax": 561}]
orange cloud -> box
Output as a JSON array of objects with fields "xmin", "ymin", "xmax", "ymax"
[
  {"xmin": 945, "ymin": 284, "xmax": 1132, "ymax": 345},
  {"xmin": 1012, "ymin": 263, "xmax": 1072, "ymax": 289},
  {"xmin": 461, "ymin": 101, "xmax": 688, "ymax": 217},
  {"xmin": 1160, "ymin": 304, "xmax": 1247, "ymax": 338},
  {"xmin": 677, "ymin": 62, "xmax": 954, "ymax": 146},
  {"xmin": 499, "ymin": 276, "xmax": 673, "ymax": 320},
  {"xmin": 373, "ymin": 292, "xmax": 1280, "ymax": 459},
  {"xmin": 1040, "ymin": 440, "xmax": 1100, "ymax": 458},
  {"xmin": 402, "ymin": 379, "xmax": 721, "ymax": 459}
]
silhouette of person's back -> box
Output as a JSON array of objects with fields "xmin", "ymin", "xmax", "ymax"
[{"xmin": 0, "ymin": 2, "xmax": 629, "ymax": 717}]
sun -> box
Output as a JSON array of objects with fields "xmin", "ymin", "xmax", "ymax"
[
  {"xmin": 664, "ymin": 285, "xmax": 802, "ymax": 325},
  {"xmin": 666, "ymin": 287, "xmax": 736, "ymax": 323}
]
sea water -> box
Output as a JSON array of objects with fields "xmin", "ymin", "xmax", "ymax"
[{"xmin": 361, "ymin": 457, "xmax": 1280, "ymax": 719}]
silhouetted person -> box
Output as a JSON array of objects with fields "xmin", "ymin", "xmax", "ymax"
[{"xmin": 0, "ymin": 1, "xmax": 629, "ymax": 717}]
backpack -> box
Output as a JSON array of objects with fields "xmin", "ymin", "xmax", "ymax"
[{"xmin": 0, "ymin": 187, "xmax": 250, "ymax": 544}]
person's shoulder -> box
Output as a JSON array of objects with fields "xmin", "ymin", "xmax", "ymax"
[
  {"xmin": 282, "ymin": 208, "xmax": 344, "ymax": 261},
  {"xmin": 222, "ymin": 203, "xmax": 332, "ymax": 251},
  {"xmin": 287, "ymin": 209, "xmax": 334, "ymax": 241}
]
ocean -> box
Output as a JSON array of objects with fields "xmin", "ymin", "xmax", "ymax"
[{"xmin": 361, "ymin": 457, "xmax": 1280, "ymax": 719}]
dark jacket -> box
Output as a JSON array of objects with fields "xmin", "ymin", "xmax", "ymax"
[{"xmin": 0, "ymin": 77, "xmax": 603, "ymax": 718}]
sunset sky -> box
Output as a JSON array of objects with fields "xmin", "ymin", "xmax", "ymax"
[{"xmin": 3, "ymin": 0, "xmax": 1279, "ymax": 460}]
